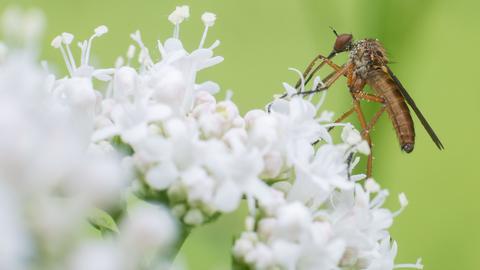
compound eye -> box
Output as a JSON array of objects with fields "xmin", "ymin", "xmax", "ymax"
[{"xmin": 334, "ymin": 34, "xmax": 353, "ymax": 53}]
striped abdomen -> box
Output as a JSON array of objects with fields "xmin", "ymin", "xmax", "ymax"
[{"xmin": 367, "ymin": 69, "xmax": 415, "ymax": 153}]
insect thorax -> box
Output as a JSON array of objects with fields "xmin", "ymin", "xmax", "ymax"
[{"xmin": 348, "ymin": 39, "xmax": 388, "ymax": 79}]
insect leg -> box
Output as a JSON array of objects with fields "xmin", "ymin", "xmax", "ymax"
[
  {"xmin": 295, "ymin": 54, "xmax": 344, "ymax": 89},
  {"xmin": 352, "ymin": 99, "xmax": 374, "ymax": 177},
  {"xmin": 363, "ymin": 105, "xmax": 387, "ymax": 136},
  {"xmin": 327, "ymin": 107, "xmax": 355, "ymax": 132},
  {"xmin": 295, "ymin": 65, "xmax": 348, "ymax": 96},
  {"xmin": 303, "ymin": 63, "xmax": 346, "ymax": 88},
  {"xmin": 352, "ymin": 91, "xmax": 385, "ymax": 103},
  {"xmin": 295, "ymin": 55, "xmax": 328, "ymax": 89},
  {"xmin": 322, "ymin": 68, "xmax": 344, "ymax": 84}
]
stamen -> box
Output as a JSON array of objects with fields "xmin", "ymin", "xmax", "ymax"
[
  {"xmin": 130, "ymin": 31, "xmax": 153, "ymax": 68},
  {"xmin": 78, "ymin": 41, "xmax": 87, "ymax": 66},
  {"xmin": 51, "ymin": 35, "xmax": 73, "ymax": 76},
  {"xmin": 369, "ymin": 189, "xmax": 389, "ymax": 209},
  {"xmin": 316, "ymin": 89, "xmax": 327, "ymax": 111},
  {"xmin": 85, "ymin": 25, "xmax": 108, "ymax": 66},
  {"xmin": 208, "ymin": 40, "xmax": 221, "ymax": 50},
  {"xmin": 199, "ymin": 12, "xmax": 216, "ymax": 48},
  {"xmin": 126, "ymin": 45, "xmax": 136, "ymax": 66},
  {"xmin": 114, "ymin": 57, "xmax": 124, "ymax": 68},
  {"xmin": 288, "ymin": 67, "xmax": 305, "ymax": 93},
  {"xmin": 393, "ymin": 192, "xmax": 408, "ymax": 217},
  {"xmin": 225, "ymin": 89, "xmax": 233, "ymax": 101},
  {"xmin": 199, "ymin": 26, "xmax": 209, "ymax": 49},
  {"xmin": 156, "ymin": 40, "xmax": 165, "ymax": 59},
  {"xmin": 173, "ymin": 24, "xmax": 179, "ymax": 39},
  {"xmin": 62, "ymin": 32, "xmax": 76, "ymax": 71},
  {"xmin": 168, "ymin": 5, "xmax": 190, "ymax": 39}
]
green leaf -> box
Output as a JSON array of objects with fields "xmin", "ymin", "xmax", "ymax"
[
  {"xmin": 88, "ymin": 208, "xmax": 119, "ymax": 234},
  {"xmin": 111, "ymin": 135, "xmax": 134, "ymax": 156}
]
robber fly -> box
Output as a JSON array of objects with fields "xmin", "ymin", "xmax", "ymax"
[{"xmin": 288, "ymin": 29, "xmax": 444, "ymax": 177}]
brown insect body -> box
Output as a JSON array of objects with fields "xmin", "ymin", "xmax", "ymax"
[{"xmin": 347, "ymin": 39, "xmax": 415, "ymax": 152}]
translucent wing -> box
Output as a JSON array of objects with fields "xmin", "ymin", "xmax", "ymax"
[{"xmin": 386, "ymin": 66, "xmax": 444, "ymax": 150}]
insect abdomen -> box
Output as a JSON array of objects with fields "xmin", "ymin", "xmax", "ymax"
[{"xmin": 367, "ymin": 70, "xmax": 415, "ymax": 153}]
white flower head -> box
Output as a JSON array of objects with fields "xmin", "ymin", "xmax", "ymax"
[{"xmin": 0, "ymin": 7, "xmax": 422, "ymax": 270}]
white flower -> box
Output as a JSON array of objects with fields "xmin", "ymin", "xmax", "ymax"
[
  {"xmin": 68, "ymin": 242, "xmax": 120, "ymax": 270},
  {"xmin": 120, "ymin": 204, "xmax": 177, "ymax": 253},
  {"xmin": 342, "ymin": 124, "xmax": 371, "ymax": 155},
  {"xmin": 288, "ymin": 144, "xmax": 352, "ymax": 205},
  {"xmin": 342, "ymin": 124, "xmax": 362, "ymax": 145},
  {"xmin": 2, "ymin": 7, "xmax": 45, "ymax": 44},
  {"xmin": 145, "ymin": 161, "xmax": 179, "ymax": 190}
]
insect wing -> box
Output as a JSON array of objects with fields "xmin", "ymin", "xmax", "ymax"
[{"xmin": 386, "ymin": 66, "xmax": 444, "ymax": 150}]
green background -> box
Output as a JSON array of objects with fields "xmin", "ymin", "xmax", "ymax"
[{"xmin": 1, "ymin": 0, "xmax": 478, "ymax": 269}]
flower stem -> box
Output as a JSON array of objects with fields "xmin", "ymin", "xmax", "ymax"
[{"xmin": 169, "ymin": 224, "xmax": 192, "ymax": 262}]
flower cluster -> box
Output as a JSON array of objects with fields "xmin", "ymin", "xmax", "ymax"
[
  {"xmin": 232, "ymin": 179, "xmax": 421, "ymax": 270},
  {"xmin": 0, "ymin": 7, "xmax": 176, "ymax": 270},
  {"xmin": 231, "ymin": 85, "xmax": 422, "ymax": 269},
  {"xmin": 0, "ymin": 4, "xmax": 424, "ymax": 270}
]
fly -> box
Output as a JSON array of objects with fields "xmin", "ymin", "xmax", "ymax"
[{"xmin": 283, "ymin": 28, "xmax": 444, "ymax": 177}]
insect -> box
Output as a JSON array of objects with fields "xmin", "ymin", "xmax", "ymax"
[{"xmin": 289, "ymin": 28, "xmax": 444, "ymax": 177}]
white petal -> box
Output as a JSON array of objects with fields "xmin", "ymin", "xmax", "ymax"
[{"xmin": 197, "ymin": 56, "xmax": 224, "ymax": 70}]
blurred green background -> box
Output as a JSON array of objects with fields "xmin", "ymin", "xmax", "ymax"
[{"xmin": 1, "ymin": 0, "xmax": 478, "ymax": 269}]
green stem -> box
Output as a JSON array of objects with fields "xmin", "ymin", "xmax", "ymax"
[{"xmin": 169, "ymin": 224, "xmax": 192, "ymax": 262}]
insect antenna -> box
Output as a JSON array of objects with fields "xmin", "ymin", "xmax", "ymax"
[{"xmin": 329, "ymin": 26, "xmax": 339, "ymax": 37}]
